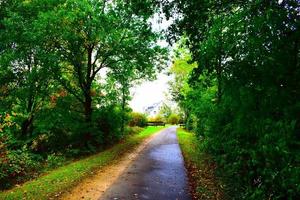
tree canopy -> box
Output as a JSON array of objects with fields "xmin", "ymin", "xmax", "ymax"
[
  {"xmin": 1, "ymin": 0, "xmax": 299, "ymax": 198},
  {"xmin": 166, "ymin": 0, "xmax": 300, "ymax": 199},
  {"xmin": 0, "ymin": 0, "xmax": 166, "ymax": 189}
]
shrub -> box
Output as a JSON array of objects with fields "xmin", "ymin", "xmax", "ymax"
[
  {"xmin": 187, "ymin": 82, "xmax": 300, "ymax": 199},
  {"xmin": 0, "ymin": 146, "xmax": 41, "ymax": 189},
  {"xmin": 94, "ymin": 106, "xmax": 123, "ymax": 144},
  {"xmin": 46, "ymin": 153, "xmax": 66, "ymax": 168},
  {"xmin": 126, "ymin": 126, "xmax": 144, "ymax": 135},
  {"xmin": 167, "ymin": 114, "xmax": 180, "ymax": 124},
  {"xmin": 33, "ymin": 99, "xmax": 84, "ymax": 152},
  {"xmin": 148, "ymin": 115, "xmax": 164, "ymax": 123},
  {"xmin": 128, "ymin": 112, "xmax": 147, "ymax": 127}
]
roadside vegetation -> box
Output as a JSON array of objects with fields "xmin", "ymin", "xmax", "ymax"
[
  {"xmin": 1, "ymin": 0, "xmax": 299, "ymax": 199},
  {"xmin": 177, "ymin": 128, "xmax": 224, "ymax": 200},
  {"xmin": 148, "ymin": 102, "xmax": 183, "ymax": 125},
  {"xmin": 0, "ymin": 110, "xmax": 152, "ymax": 190},
  {"xmin": 0, "ymin": 126, "xmax": 164, "ymax": 200},
  {"xmin": 165, "ymin": 0, "xmax": 300, "ymax": 199},
  {"xmin": 0, "ymin": 0, "xmax": 166, "ymax": 191}
]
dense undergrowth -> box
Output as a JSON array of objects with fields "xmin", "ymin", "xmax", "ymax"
[{"xmin": 0, "ymin": 109, "xmax": 147, "ymax": 190}]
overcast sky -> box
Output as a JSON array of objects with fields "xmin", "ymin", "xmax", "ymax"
[
  {"xmin": 128, "ymin": 12, "xmax": 173, "ymax": 112},
  {"xmin": 129, "ymin": 71, "xmax": 172, "ymax": 112}
]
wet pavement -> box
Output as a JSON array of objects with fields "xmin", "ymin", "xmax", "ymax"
[{"xmin": 100, "ymin": 126, "xmax": 191, "ymax": 200}]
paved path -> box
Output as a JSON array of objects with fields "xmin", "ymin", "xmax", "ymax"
[{"xmin": 100, "ymin": 126, "xmax": 191, "ymax": 200}]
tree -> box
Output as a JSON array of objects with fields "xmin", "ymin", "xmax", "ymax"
[
  {"xmin": 107, "ymin": 48, "xmax": 166, "ymax": 135},
  {"xmin": 165, "ymin": 0, "xmax": 300, "ymax": 198},
  {"xmin": 34, "ymin": 0, "xmax": 166, "ymax": 125},
  {"xmin": 128, "ymin": 112, "xmax": 147, "ymax": 127},
  {"xmin": 168, "ymin": 39, "xmax": 196, "ymax": 125},
  {"xmin": 158, "ymin": 102, "xmax": 172, "ymax": 120},
  {"xmin": 0, "ymin": 1, "xmax": 60, "ymax": 138},
  {"xmin": 167, "ymin": 113, "xmax": 179, "ymax": 125},
  {"xmin": 0, "ymin": 0, "xmax": 167, "ymax": 188}
]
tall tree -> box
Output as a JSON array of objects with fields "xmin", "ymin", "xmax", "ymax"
[
  {"xmin": 35, "ymin": 0, "xmax": 166, "ymax": 123},
  {"xmin": 108, "ymin": 53, "xmax": 165, "ymax": 135},
  {"xmin": 168, "ymin": 40, "xmax": 196, "ymax": 124},
  {"xmin": 164, "ymin": 0, "xmax": 300, "ymax": 199},
  {"xmin": 0, "ymin": 1, "xmax": 60, "ymax": 137}
]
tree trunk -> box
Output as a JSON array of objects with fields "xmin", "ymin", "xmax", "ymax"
[
  {"xmin": 216, "ymin": 7, "xmax": 223, "ymax": 102},
  {"xmin": 81, "ymin": 47, "xmax": 94, "ymax": 146},
  {"xmin": 216, "ymin": 56, "xmax": 222, "ymax": 102},
  {"xmin": 84, "ymin": 93, "xmax": 92, "ymax": 123},
  {"xmin": 21, "ymin": 116, "xmax": 34, "ymax": 137},
  {"xmin": 84, "ymin": 47, "xmax": 93, "ymax": 123},
  {"xmin": 83, "ymin": 91, "xmax": 92, "ymax": 146},
  {"xmin": 120, "ymin": 84, "xmax": 126, "ymax": 136},
  {"xmin": 21, "ymin": 84, "xmax": 34, "ymax": 137}
]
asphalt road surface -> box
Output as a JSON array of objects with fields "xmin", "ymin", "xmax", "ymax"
[{"xmin": 100, "ymin": 126, "xmax": 191, "ymax": 200}]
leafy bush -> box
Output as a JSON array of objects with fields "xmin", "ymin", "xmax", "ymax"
[
  {"xmin": 148, "ymin": 115, "xmax": 164, "ymax": 123},
  {"xmin": 167, "ymin": 114, "xmax": 180, "ymax": 124},
  {"xmin": 94, "ymin": 106, "xmax": 123, "ymax": 144},
  {"xmin": 183, "ymin": 76, "xmax": 300, "ymax": 199},
  {"xmin": 32, "ymin": 97, "xmax": 84, "ymax": 152},
  {"xmin": 46, "ymin": 153, "xmax": 66, "ymax": 169},
  {"xmin": 170, "ymin": 36, "xmax": 300, "ymax": 198},
  {"xmin": 185, "ymin": 114, "xmax": 197, "ymax": 131},
  {"xmin": 0, "ymin": 146, "xmax": 41, "ymax": 189},
  {"xmin": 206, "ymin": 100, "xmax": 300, "ymax": 200},
  {"xmin": 128, "ymin": 112, "xmax": 147, "ymax": 127},
  {"xmin": 126, "ymin": 126, "xmax": 144, "ymax": 135}
]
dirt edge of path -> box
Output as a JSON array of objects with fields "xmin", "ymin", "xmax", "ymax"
[{"xmin": 59, "ymin": 129, "xmax": 164, "ymax": 200}]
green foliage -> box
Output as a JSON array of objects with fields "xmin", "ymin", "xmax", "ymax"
[
  {"xmin": 167, "ymin": 113, "xmax": 180, "ymax": 125},
  {"xmin": 128, "ymin": 112, "xmax": 148, "ymax": 127},
  {"xmin": 168, "ymin": 39, "xmax": 197, "ymax": 126},
  {"xmin": 31, "ymin": 0, "xmax": 166, "ymax": 123},
  {"xmin": 166, "ymin": 0, "xmax": 300, "ymax": 198},
  {"xmin": 126, "ymin": 126, "xmax": 144, "ymax": 135},
  {"xmin": 0, "ymin": 0, "xmax": 166, "ymax": 190},
  {"xmin": 177, "ymin": 129, "xmax": 225, "ymax": 199},
  {"xmin": 46, "ymin": 153, "xmax": 66, "ymax": 169},
  {"xmin": 94, "ymin": 106, "xmax": 123, "ymax": 144},
  {"xmin": 0, "ymin": 126, "xmax": 164, "ymax": 199},
  {"xmin": 0, "ymin": 146, "xmax": 42, "ymax": 189},
  {"xmin": 158, "ymin": 103, "xmax": 172, "ymax": 120},
  {"xmin": 148, "ymin": 115, "xmax": 164, "ymax": 123}
]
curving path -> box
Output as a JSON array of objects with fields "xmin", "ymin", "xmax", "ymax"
[{"xmin": 100, "ymin": 126, "xmax": 191, "ymax": 200}]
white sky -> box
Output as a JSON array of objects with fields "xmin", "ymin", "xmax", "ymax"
[
  {"xmin": 129, "ymin": 12, "xmax": 173, "ymax": 112},
  {"xmin": 129, "ymin": 72, "xmax": 172, "ymax": 112}
]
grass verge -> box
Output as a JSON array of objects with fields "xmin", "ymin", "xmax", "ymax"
[
  {"xmin": 0, "ymin": 126, "xmax": 165, "ymax": 200},
  {"xmin": 177, "ymin": 128, "xmax": 225, "ymax": 200}
]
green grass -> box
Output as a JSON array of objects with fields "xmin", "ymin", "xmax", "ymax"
[
  {"xmin": 177, "ymin": 128, "xmax": 203, "ymax": 166},
  {"xmin": 0, "ymin": 126, "xmax": 164, "ymax": 200},
  {"xmin": 177, "ymin": 128, "xmax": 224, "ymax": 200}
]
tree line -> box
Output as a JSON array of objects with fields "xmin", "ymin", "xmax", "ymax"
[
  {"xmin": 166, "ymin": 0, "xmax": 299, "ymax": 199},
  {"xmin": 0, "ymin": 0, "xmax": 166, "ymax": 189}
]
